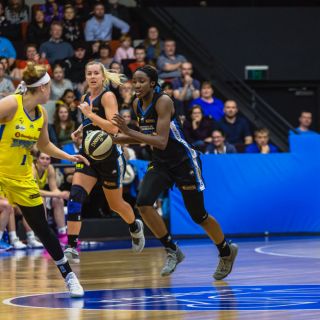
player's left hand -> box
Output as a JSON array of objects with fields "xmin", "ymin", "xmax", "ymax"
[
  {"xmin": 112, "ymin": 114, "xmax": 129, "ymax": 134},
  {"xmin": 68, "ymin": 154, "xmax": 90, "ymax": 166},
  {"xmin": 78, "ymin": 102, "xmax": 92, "ymax": 117}
]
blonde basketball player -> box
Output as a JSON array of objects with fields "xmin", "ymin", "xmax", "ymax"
[
  {"xmin": 64, "ymin": 61, "xmax": 145, "ymax": 264},
  {"xmin": 0, "ymin": 62, "xmax": 89, "ymax": 297}
]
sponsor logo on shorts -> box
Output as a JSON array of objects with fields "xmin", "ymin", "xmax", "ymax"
[
  {"xmin": 76, "ymin": 163, "xmax": 84, "ymax": 169},
  {"xmin": 181, "ymin": 185, "xmax": 197, "ymax": 191},
  {"xmin": 29, "ymin": 193, "xmax": 40, "ymax": 199}
]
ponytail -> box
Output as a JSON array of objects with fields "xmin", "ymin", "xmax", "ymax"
[{"xmin": 85, "ymin": 61, "xmax": 126, "ymax": 87}]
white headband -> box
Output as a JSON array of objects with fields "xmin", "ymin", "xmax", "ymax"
[{"xmin": 16, "ymin": 73, "xmax": 51, "ymax": 95}]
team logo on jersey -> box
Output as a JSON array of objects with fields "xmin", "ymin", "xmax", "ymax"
[{"xmin": 15, "ymin": 124, "xmax": 26, "ymax": 131}]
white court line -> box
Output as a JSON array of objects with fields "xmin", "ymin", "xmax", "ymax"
[{"xmin": 254, "ymin": 244, "xmax": 320, "ymax": 259}]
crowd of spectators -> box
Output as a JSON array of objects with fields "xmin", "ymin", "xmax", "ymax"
[{"xmin": 0, "ymin": 0, "xmax": 316, "ymax": 247}]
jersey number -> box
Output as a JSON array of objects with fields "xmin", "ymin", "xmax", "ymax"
[{"xmin": 21, "ymin": 155, "xmax": 27, "ymax": 166}]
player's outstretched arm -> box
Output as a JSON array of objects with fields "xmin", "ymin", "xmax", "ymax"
[
  {"xmin": 37, "ymin": 107, "xmax": 89, "ymax": 166},
  {"xmin": 112, "ymin": 95, "xmax": 172, "ymax": 150}
]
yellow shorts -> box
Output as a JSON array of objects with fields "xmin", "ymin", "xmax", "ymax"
[{"xmin": 0, "ymin": 176, "xmax": 43, "ymax": 207}]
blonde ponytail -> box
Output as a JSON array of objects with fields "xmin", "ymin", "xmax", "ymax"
[{"xmin": 85, "ymin": 61, "xmax": 127, "ymax": 87}]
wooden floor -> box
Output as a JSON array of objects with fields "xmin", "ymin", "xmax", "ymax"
[{"xmin": 0, "ymin": 237, "xmax": 320, "ymax": 320}]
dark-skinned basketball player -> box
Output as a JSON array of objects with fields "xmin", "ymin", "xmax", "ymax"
[{"xmin": 112, "ymin": 66, "xmax": 238, "ymax": 280}]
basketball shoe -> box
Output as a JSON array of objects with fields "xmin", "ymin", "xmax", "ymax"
[{"xmin": 160, "ymin": 245, "xmax": 185, "ymax": 276}]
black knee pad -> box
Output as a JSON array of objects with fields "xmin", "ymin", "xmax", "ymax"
[
  {"xmin": 67, "ymin": 185, "xmax": 88, "ymax": 222},
  {"xmin": 182, "ymin": 190, "xmax": 208, "ymax": 224}
]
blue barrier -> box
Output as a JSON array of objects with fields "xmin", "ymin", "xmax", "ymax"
[
  {"xmin": 131, "ymin": 136, "xmax": 320, "ymax": 236},
  {"xmin": 170, "ymin": 135, "xmax": 320, "ymax": 235}
]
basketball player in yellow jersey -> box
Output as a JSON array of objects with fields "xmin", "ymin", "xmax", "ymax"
[
  {"xmin": 0, "ymin": 62, "xmax": 89, "ymax": 298},
  {"xmin": 33, "ymin": 151, "xmax": 69, "ymax": 244}
]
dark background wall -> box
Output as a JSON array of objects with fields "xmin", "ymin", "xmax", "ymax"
[{"xmin": 166, "ymin": 7, "xmax": 320, "ymax": 81}]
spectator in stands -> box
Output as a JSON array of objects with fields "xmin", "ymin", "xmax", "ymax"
[
  {"xmin": 84, "ymin": 2, "xmax": 129, "ymax": 42},
  {"xmin": 5, "ymin": 0, "xmax": 28, "ymax": 25},
  {"xmin": 0, "ymin": 36, "xmax": 16, "ymax": 66},
  {"xmin": 143, "ymin": 26, "xmax": 163, "ymax": 65},
  {"xmin": 218, "ymin": 100, "xmax": 253, "ymax": 145},
  {"xmin": 33, "ymin": 151, "xmax": 69, "ymax": 244},
  {"xmin": 62, "ymin": 41, "xmax": 88, "ymax": 96},
  {"xmin": 109, "ymin": 60, "xmax": 123, "ymax": 74},
  {"xmin": 10, "ymin": 43, "xmax": 51, "ymax": 81},
  {"xmin": 50, "ymin": 104, "xmax": 75, "ymax": 147},
  {"xmin": 157, "ymin": 39, "xmax": 186, "ymax": 80},
  {"xmin": 39, "ymin": 21, "xmax": 74, "ymax": 65},
  {"xmin": 74, "ymin": 0, "xmax": 90, "ymax": 23},
  {"xmin": 0, "ymin": 56, "xmax": 10, "ymax": 78},
  {"xmin": 190, "ymin": 81, "xmax": 224, "ymax": 121},
  {"xmin": 114, "ymin": 34, "xmax": 135, "ymax": 64},
  {"xmin": 205, "ymin": 129, "xmax": 237, "ymax": 154},
  {"xmin": 50, "ymin": 64, "xmax": 73, "ymax": 101},
  {"xmin": 128, "ymin": 45, "xmax": 146, "ymax": 74},
  {"xmin": 183, "ymin": 105, "xmax": 216, "ymax": 151},
  {"xmin": 27, "ymin": 9, "xmax": 50, "ymax": 48},
  {"xmin": 0, "ymin": 62, "xmax": 14, "ymax": 99},
  {"xmin": 96, "ymin": 43, "xmax": 112, "ymax": 68},
  {"xmin": 119, "ymin": 80, "xmax": 134, "ymax": 110},
  {"xmin": 62, "ymin": 4, "xmax": 83, "ymax": 43},
  {"xmin": 59, "ymin": 89, "xmax": 80, "ymax": 125},
  {"xmin": 245, "ymin": 128, "xmax": 278, "ymax": 154},
  {"xmin": 89, "ymin": 40, "xmax": 101, "ymax": 60},
  {"xmin": 294, "ymin": 111, "xmax": 318, "ymax": 134},
  {"xmin": 0, "ymin": 1, "xmax": 19, "ymax": 40},
  {"xmin": 40, "ymin": 0, "xmax": 63, "ymax": 24},
  {"xmin": 161, "ymin": 81, "xmax": 185, "ymax": 122},
  {"xmin": 173, "ymin": 61, "xmax": 200, "ymax": 111}
]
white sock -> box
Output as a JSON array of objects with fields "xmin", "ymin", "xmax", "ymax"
[
  {"xmin": 9, "ymin": 231, "xmax": 17, "ymax": 242},
  {"xmin": 26, "ymin": 231, "xmax": 35, "ymax": 239},
  {"xmin": 58, "ymin": 226, "xmax": 67, "ymax": 235},
  {"xmin": 0, "ymin": 231, "xmax": 3, "ymax": 240}
]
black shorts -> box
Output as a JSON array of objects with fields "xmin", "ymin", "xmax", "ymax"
[
  {"xmin": 75, "ymin": 152, "xmax": 126, "ymax": 190},
  {"xmin": 136, "ymin": 157, "xmax": 205, "ymax": 206}
]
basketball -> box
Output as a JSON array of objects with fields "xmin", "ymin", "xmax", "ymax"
[{"xmin": 84, "ymin": 130, "xmax": 113, "ymax": 161}]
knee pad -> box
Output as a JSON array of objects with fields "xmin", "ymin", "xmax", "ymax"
[
  {"xmin": 67, "ymin": 185, "xmax": 88, "ymax": 221},
  {"xmin": 182, "ymin": 190, "xmax": 208, "ymax": 224},
  {"xmin": 191, "ymin": 210, "xmax": 208, "ymax": 224}
]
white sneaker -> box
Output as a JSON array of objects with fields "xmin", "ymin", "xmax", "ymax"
[
  {"xmin": 130, "ymin": 219, "xmax": 145, "ymax": 253},
  {"xmin": 27, "ymin": 237, "xmax": 44, "ymax": 249},
  {"xmin": 65, "ymin": 272, "xmax": 84, "ymax": 298},
  {"xmin": 64, "ymin": 246, "xmax": 80, "ymax": 263},
  {"xmin": 11, "ymin": 238, "xmax": 27, "ymax": 250}
]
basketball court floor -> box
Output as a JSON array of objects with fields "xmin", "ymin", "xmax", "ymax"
[{"xmin": 0, "ymin": 236, "xmax": 319, "ymax": 320}]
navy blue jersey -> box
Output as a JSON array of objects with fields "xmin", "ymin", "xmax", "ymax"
[
  {"xmin": 135, "ymin": 92, "xmax": 198, "ymax": 166},
  {"xmin": 81, "ymin": 89, "xmax": 122, "ymax": 161}
]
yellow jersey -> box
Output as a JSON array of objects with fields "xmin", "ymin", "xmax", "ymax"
[
  {"xmin": 0, "ymin": 94, "xmax": 44, "ymax": 179},
  {"xmin": 34, "ymin": 165, "xmax": 48, "ymax": 190}
]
